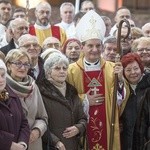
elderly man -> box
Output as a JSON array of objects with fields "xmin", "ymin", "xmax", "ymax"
[
  {"xmin": 142, "ymin": 22, "xmax": 150, "ymax": 37},
  {"xmin": 0, "ymin": 18, "xmax": 29, "ymax": 55},
  {"xmin": 42, "ymin": 36, "xmax": 61, "ymax": 51},
  {"xmin": 67, "ymin": 10, "xmax": 128, "ymax": 150},
  {"xmin": 29, "ymin": 1, "xmax": 66, "ymax": 46},
  {"xmin": 55, "ymin": 2, "xmax": 75, "ymax": 38},
  {"xmin": 18, "ymin": 34, "xmax": 44, "ymax": 82}
]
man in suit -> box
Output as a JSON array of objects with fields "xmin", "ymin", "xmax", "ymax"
[
  {"xmin": 18, "ymin": 34, "xmax": 44, "ymax": 83},
  {"xmin": 0, "ymin": 18, "xmax": 29, "ymax": 55}
]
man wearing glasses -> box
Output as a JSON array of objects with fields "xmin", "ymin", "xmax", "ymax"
[
  {"xmin": 29, "ymin": 1, "xmax": 67, "ymax": 47},
  {"xmin": 0, "ymin": 18, "xmax": 29, "ymax": 56},
  {"xmin": 18, "ymin": 34, "xmax": 44, "ymax": 83},
  {"xmin": 42, "ymin": 36, "xmax": 61, "ymax": 51}
]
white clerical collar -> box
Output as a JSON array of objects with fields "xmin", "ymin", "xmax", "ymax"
[
  {"xmin": 61, "ymin": 21, "xmax": 73, "ymax": 28},
  {"xmin": 34, "ymin": 23, "xmax": 51, "ymax": 30},
  {"xmin": 83, "ymin": 58, "xmax": 100, "ymax": 71}
]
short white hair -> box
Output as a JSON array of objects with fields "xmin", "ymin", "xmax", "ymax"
[
  {"xmin": 41, "ymin": 48, "xmax": 61, "ymax": 61},
  {"xmin": 142, "ymin": 22, "xmax": 150, "ymax": 30},
  {"xmin": 9, "ymin": 18, "xmax": 29, "ymax": 30},
  {"xmin": 60, "ymin": 2, "xmax": 75, "ymax": 14},
  {"xmin": 44, "ymin": 53, "xmax": 69, "ymax": 76},
  {"xmin": 35, "ymin": 1, "xmax": 51, "ymax": 11},
  {"xmin": 81, "ymin": 0, "xmax": 94, "ymax": 10},
  {"xmin": 18, "ymin": 34, "xmax": 38, "ymax": 47},
  {"xmin": 42, "ymin": 37, "xmax": 60, "ymax": 48}
]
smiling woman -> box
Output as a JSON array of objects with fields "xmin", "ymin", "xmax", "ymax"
[
  {"xmin": 0, "ymin": 58, "xmax": 30, "ymax": 150},
  {"xmin": 5, "ymin": 49, "xmax": 48, "ymax": 150},
  {"xmin": 120, "ymin": 52, "xmax": 150, "ymax": 150}
]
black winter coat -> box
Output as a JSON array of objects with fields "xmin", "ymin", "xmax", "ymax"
[
  {"xmin": 120, "ymin": 74, "xmax": 150, "ymax": 150},
  {"xmin": 38, "ymin": 78, "xmax": 87, "ymax": 150},
  {"xmin": 0, "ymin": 39, "xmax": 16, "ymax": 56}
]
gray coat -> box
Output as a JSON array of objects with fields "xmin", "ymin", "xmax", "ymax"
[{"xmin": 38, "ymin": 79, "xmax": 87, "ymax": 150}]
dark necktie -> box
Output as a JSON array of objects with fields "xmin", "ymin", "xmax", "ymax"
[{"xmin": 30, "ymin": 68, "xmax": 36, "ymax": 79}]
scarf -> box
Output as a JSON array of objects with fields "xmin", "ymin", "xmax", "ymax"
[
  {"xmin": 48, "ymin": 77, "xmax": 66, "ymax": 97},
  {"xmin": 6, "ymin": 74, "xmax": 35, "ymax": 98}
]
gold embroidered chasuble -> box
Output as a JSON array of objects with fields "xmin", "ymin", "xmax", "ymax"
[{"xmin": 67, "ymin": 57, "xmax": 128, "ymax": 150}]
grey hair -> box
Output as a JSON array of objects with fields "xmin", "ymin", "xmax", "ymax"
[
  {"xmin": 41, "ymin": 48, "xmax": 61, "ymax": 61},
  {"xmin": 44, "ymin": 53, "xmax": 69, "ymax": 77},
  {"xmin": 18, "ymin": 34, "xmax": 38, "ymax": 47},
  {"xmin": 142, "ymin": 22, "xmax": 150, "ymax": 31},
  {"xmin": 103, "ymin": 36, "xmax": 117, "ymax": 45},
  {"xmin": 35, "ymin": 1, "xmax": 51, "ymax": 11},
  {"xmin": 131, "ymin": 37, "xmax": 150, "ymax": 52},
  {"xmin": 81, "ymin": 0, "xmax": 94, "ymax": 10},
  {"xmin": 60, "ymin": 2, "xmax": 75, "ymax": 14},
  {"xmin": 42, "ymin": 36, "xmax": 60, "ymax": 48},
  {"xmin": 9, "ymin": 18, "xmax": 29, "ymax": 30}
]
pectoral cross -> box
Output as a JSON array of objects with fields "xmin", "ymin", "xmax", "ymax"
[{"xmin": 91, "ymin": 87, "xmax": 99, "ymax": 95}]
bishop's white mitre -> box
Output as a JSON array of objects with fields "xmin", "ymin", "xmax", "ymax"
[{"xmin": 75, "ymin": 10, "xmax": 106, "ymax": 42}]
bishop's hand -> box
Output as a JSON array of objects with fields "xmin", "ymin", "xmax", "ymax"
[
  {"xmin": 86, "ymin": 89, "xmax": 105, "ymax": 106},
  {"xmin": 114, "ymin": 62, "xmax": 124, "ymax": 83}
]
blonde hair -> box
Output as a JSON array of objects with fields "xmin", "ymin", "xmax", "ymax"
[
  {"xmin": 0, "ymin": 51, "xmax": 5, "ymax": 62},
  {"xmin": 131, "ymin": 27, "xmax": 144, "ymax": 38},
  {"xmin": 131, "ymin": 37, "xmax": 150, "ymax": 52},
  {"xmin": 5, "ymin": 49, "xmax": 31, "ymax": 65}
]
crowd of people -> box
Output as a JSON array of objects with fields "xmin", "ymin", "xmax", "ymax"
[{"xmin": 0, "ymin": 0, "xmax": 150, "ymax": 150}]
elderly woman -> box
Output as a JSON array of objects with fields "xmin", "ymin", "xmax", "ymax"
[
  {"xmin": 5, "ymin": 49, "xmax": 48, "ymax": 150},
  {"xmin": 131, "ymin": 37, "xmax": 150, "ymax": 73},
  {"xmin": 38, "ymin": 53, "xmax": 87, "ymax": 150},
  {"xmin": 62, "ymin": 38, "xmax": 81, "ymax": 63},
  {"xmin": 130, "ymin": 27, "xmax": 144, "ymax": 44},
  {"xmin": 120, "ymin": 52, "xmax": 150, "ymax": 150},
  {"xmin": 0, "ymin": 59, "xmax": 30, "ymax": 150},
  {"xmin": 40, "ymin": 48, "xmax": 61, "ymax": 62}
]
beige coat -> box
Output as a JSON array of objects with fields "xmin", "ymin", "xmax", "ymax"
[{"xmin": 19, "ymin": 83, "xmax": 48, "ymax": 150}]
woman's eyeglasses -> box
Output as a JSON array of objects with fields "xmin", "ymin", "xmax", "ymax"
[
  {"xmin": 51, "ymin": 66, "xmax": 68, "ymax": 71},
  {"xmin": 137, "ymin": 48, "xmax": 150, "ymax": 53},
  {"xmin": 9, "ymin": 61, "xmax": 31, "ymax": 69}
]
